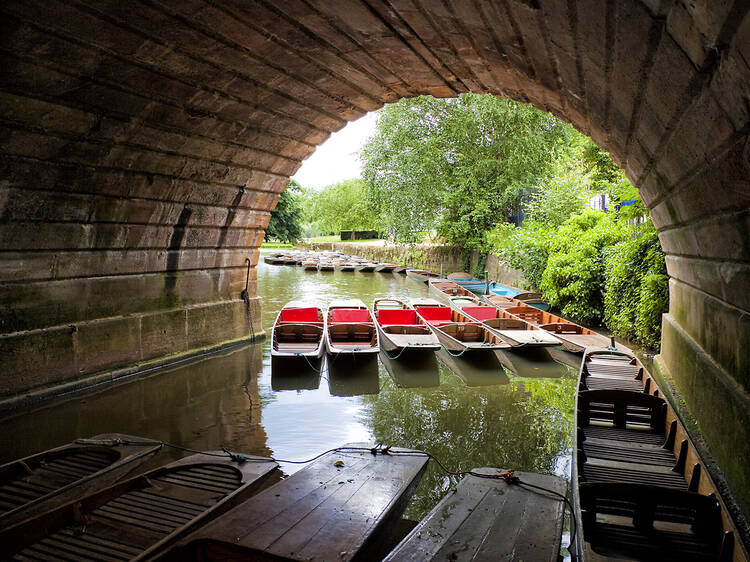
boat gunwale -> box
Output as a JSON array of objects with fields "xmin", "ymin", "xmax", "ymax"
[
  {"xmin": 325, "ymin": 300, "xmax": 380, "ymax": 355},
  {"xmin": 271, "ymin": 303, "xmax": 325, "ymax": 359},
  {"xmin": 372, "ymin": 298, "xmax": 440, "ymax": 352},
  {"xmin": 571, "ymin": 349, "xmax": 750, "ymax": 562}
]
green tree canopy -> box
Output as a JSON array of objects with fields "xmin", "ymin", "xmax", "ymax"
[
  {"xmin": 265, "ymin": 179, "xmax": 304, "ymax": 243},
  {"xmin": 310, "ymin": 178, "xmax": 376, "ymax": 234},
  {"xmin": 360, "ymin": 94, "xmax": 571, "ymax": 247}
]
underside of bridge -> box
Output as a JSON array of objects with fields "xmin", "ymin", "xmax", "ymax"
[{"xmin": 0, "ymin": 0, "xmax": 749, "ymax": 519}]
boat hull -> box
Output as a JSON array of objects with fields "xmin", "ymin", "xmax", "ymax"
[
  {"xmin": 571, "ymin": 349, "xmax": 749, "ymax": 561},
  {"xmin": 377, "ymin": 324, "xmax": 441, "ymax": 353}
]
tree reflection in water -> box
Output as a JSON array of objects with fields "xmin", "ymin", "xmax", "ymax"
[{"xmin": 360, "ymin": 368, "xmax": 576, "ymax": 520}]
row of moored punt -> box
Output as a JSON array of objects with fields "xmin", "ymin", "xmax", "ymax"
[
  {"xmin": 271, "ymin": 275, "xmax": 628, "ymax": 362},
  {"xmin": 264, "ymin": 250, "xmax": 403, "ymax": 272}
]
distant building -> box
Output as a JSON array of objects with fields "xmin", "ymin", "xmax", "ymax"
[{"xmin": 590, "ymin": 193, "xmax": 609, "ymax": 211}]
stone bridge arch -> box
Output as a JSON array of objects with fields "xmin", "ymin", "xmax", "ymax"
[{"xmin": 1, "ymin": 0, "xmax": 749, "ymax": 515}]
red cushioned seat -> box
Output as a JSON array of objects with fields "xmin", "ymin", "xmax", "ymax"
[
  {"xmin": 280, "ymin": 307, "xmax": 320, "ymax": 323},
  {"xmin": 462, "ymin": 306, "xmax": 497, "ymax": 321},
  {"xmin": 377, "ymin": 309, "xmax": 416, "ymax": 325},
  {"xmin": 415, "ymin": 306, "xmax": 452, "ymax": 325},
  {"xmin": 331, "ymin": 309, "xmax": 372, "ymax": 323}
]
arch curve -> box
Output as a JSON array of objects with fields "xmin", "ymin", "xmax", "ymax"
[{"xmin": 1, "ymin": 0, "xmax": 749, "ymax": 516}]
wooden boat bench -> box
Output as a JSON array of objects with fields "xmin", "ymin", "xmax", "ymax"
[
  {"xmin": 276, "ymin": 323, "xmax": 323, "ymax": 343},
  {"xmin": 579, "ymin": 483, "xmax": 734, "ymax": 561},
  {"xmin": 166, "ymin": 444, "xmax": 429, "ymax": 562},
  {"xmin": 0, "ymin": 433, "xmax": 162, "ymax": 529},
  {"xmin": 1, "ymin": 452, "xmax": 279, "ymax": 561},
  {"xmin": 578, "ymin": 390, "xmax": 690, "ymax": 491},
  {"xmin": 581, "ymin": 351, "xmax": 645, "ymax": 392},
  {"xmin": 384, "ymin": 468, "xmax": 566, "ymax": 561},
  {"xmin": 415, "ymin": 306, "xmax": 454, "ymax": 326}
]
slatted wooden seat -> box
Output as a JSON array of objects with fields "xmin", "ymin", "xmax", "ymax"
[
  {"xmin": 578, "ymin": 390, "xmax": 691, "ymax": 491},
  {"xmin": 581, "ymin": 351, "xmax": 644, "ymax": 391},
  {"xmin": 579, "ymin": 483, "xmax": 732, "ymax": 561},
  {"xmin": 2, "ymin": 453, "xmax": 278, "ymax": 561},
  {"xmin": 0, "ymin": 435, "xmax": 162, "ymax": 529}
]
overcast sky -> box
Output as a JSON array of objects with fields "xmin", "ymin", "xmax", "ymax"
[{"xmin": 291, "ymin": 112, "xmax": 378, "ymax": 190}]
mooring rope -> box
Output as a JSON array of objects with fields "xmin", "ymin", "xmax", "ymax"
[
  {"xmin": 73, "ymin": 438, "xmax": 576, "ymax": 558},
  {"xmin": 381, "ymin": 346, "xmax": 409, "ymax": 361}
]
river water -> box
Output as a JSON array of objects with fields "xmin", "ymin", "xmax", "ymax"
[{"xmin": 0, "ymin": 250, "xmax": 579, "ymax": 524}]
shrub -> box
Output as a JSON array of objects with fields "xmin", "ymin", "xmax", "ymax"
[
  {"xmin": 495, "ymin": 223, "xmax": 552, "ymax": 289},
  {"xmin": 540, "ymin": 210, "xmax": 628, "ymax": 325},
  {"xmin": 604, "ymin": 224, "xmax": 668, "ymax": 348}
]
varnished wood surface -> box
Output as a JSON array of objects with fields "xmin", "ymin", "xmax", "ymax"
[
  {"xmin": 171, "ymin": 443, "xmax": 429, "ymax": 561},
  {"xmin": 385, "ymin": 467, "xmax": 566, "ymax": 561},
  {"xmin": 0, "ymin": 433, "xmax": 161, "ymax": 529},
  {"xmin": 1, "ymin": 452, "xmax": 278, "ymax": 561}
]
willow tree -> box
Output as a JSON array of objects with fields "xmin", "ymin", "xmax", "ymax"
[{"xmin": 360, "ymin": 94, "xmax": 571, "ymax": 248}]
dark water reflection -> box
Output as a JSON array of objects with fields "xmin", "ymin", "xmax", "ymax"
[{"xmin": 0, "ymin": 250, "xmax": 578, "ymax": 521}]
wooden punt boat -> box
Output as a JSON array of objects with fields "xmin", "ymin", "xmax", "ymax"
[
  {"xmin": 482, "ymin": 293, "xmax": 525, "ymax": 310},
  {"xmin": 1, "ymin": 451, "xmax": 279, "ymax": 561},
  {"xmin": 457, "ymin": 302, "xmax": 560, "ymax": 348},
  {"xmin": 318, "ymin": 261, "xmax": 335, "ymax": 271},
  {"xmin": 325, "ymin": 299, "xmax": 379, "ymax": 356},
  {"xmin": 572, "ymin": 349, "xmax": 749, "ymax": 561},
  {"xmin": 301, "ymin": 259, "xmax": 319, "ymax": 270},
  {"xmin": 405, "ymin": 268, "xmax": 442, "ymax": 283},
  {"xmin": 374, "ymin": 263, "xmax": 397, "ymax": 273},
  {"xmin": 356, "ymin": 262, "xmax": 378, "ymax": 272},
  {"xmin": 410, "ymin": 298, "xmax": 508, "ymax": 353},
  {"xmin": 271, "ymin": 301, "xmax": 325, "ymax": 360},
  {"xmin": 263, "ymin": 254, "xmax": 284, "ymax": 265},
  {"xmin": 489, "ymin": 303, "xmax": 629, "ymax": 353},
  {"xmin": 392, "ymin": 266, "xmax": 408, "ymax": 274},
  {"xmin": 446, "ymin": 271, "xmax": 486, "ymax": 293},
  {"xmin": 165, "ymin": 443, "xmax": 429, "ymax": 562},
  {"xmin": 428, "ymin": 279, "xmax": 476, "ymax": 301},
  {"xmin": 432, "ymin": 281, "xmax": 559, "ymax": 348},
  {"xmin": 0, "ymin": 434, "xmax": 162, "ymax": 529},
  {"xmin": 373, "ymin": 298, "xmax": 441, "ymax": 353},
  {"xmin": 487, "ymin": 281, "xmax": 550, "ymax": 311},
  {"xmin": 385, "ymin": 468, "xmax": 565, "ymax": 561},
  {"xmin": 336, "ymin": 262, "xmax": 357, "ymax": 271}
]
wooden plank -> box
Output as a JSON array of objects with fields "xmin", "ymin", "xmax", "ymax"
[
  {"xmin": 0, "ymin": 433, "xmax": 162, "ymax": 529},
  {"xmin": 171, "ymin": 444, "xmax": 429, "ymax": 561},
  {"xmin": 385, "ymin": 468, "xmax": 566, "ymax": 561},
  {"xmin": 2, "ymin": 452, "xmax": 279, "ymax": 561}
]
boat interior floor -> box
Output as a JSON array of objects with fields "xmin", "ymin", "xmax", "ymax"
[{"xmin": 577, "ymin": 353, "xmax": 735, "ymax": 561}]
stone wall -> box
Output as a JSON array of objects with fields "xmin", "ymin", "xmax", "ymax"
[{"xmin": 325, "ymin": 243, "xmax": 526, "ymax": 288}]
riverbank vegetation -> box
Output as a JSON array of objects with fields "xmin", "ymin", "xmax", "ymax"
[{"xmin": 265, "ymin": 94, "xmax": 668, "ymax": 349}]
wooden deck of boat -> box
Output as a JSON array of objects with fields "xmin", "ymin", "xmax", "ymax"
[
  {"xmin": 2, "ymin": 452, "xmax": 279, "ymax": 561},
  {"xmin": 170, "ymin": 444, "xmax": 429, "ymax": 561},
  {"xmin": 555, "ymin": 333, "xmax": 630, "ymax": 353},
  {"xmin": 0, "ymin": 433, "xmax": 162, "ymax": 529},
  {"xmin": 385, "ymin": 468, "xmax": 566, "ymax": 562},
  {"xmin": 575, "ymin": 350, "xmax": 748, "ymax": 561}
]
